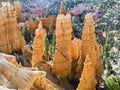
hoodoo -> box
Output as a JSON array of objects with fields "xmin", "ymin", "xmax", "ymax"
[{"xmin": 32, "ymin": 21, "xmax": 46, "ymax": 67}]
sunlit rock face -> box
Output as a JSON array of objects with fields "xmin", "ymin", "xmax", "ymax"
[
  {"xmin": 0, "ymin": 3, "xmax": 25, "ymax": 54},
  {"xmin": 76, "ymin": 13, "xmax": 104, "ymax": 84},
  {"xmin": 32, "ymin": 21, "xmax": 46, "ymax": 67},
  {"xmin": 13, "ymin": 1, "xmax": 24, "ymax": 22},
  {"xmin": 59, "ymin": 0, "xmax": 67, "ymax": 15},
  {"xmin": 1, "ymin": 2, "xmax": 14, "ymax": 11},
  {"xmin": 52, "ymin": 13, "xmax": 73, "ymax": 79},
  {"xmin": 77, "ymin": 55, "xmax": 97, "ymax": 90}
]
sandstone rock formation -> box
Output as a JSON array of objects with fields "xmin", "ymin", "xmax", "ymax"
[
  {"xmin": 25, "ymin": 12, "xmax": 55, "ymax": 36},
  {"xmin": 40, "ymin": 15, "xmax": 56, "ymax": 34},
  {"xmin": 0, "ymin": 53, "xmax": 21, "ymax": 68},
  {"xmin": 59, "ymin": 0, "xmax": 67, "ymax": 15},
  {"xmin": 71, "ymin": 38, "xmax": 81, "ymax": 60},
  {"xmin": 71, "ymin": 38, "xmax": 81, "ymax": 78},
  {"xmin": 0, "ymin": 2, "xmax": 25, "ymax": 54},
  {"xmin": 25, "ymin": 20, "xmax": 39, "ymax": 36},
  {"xmin": 0, "ymin": 53, "xmax": 64, "ymax": 90},
  {"xmin": 52, "ymin": 13, "xmax": 73, "ymax": 79},
  {"xmin": 77, "ymin": 55, "xmax": 97, "ymax": 90},
  {"xmin": 32, "ymin": 21, "xmax": 46, "ymax": 67},
  {"xmin": 14, "ymin": 1, "xmax": 25, "ymax": 22},
  {"xmin": 76, "ymin": 13, "xmax": 104, "ymax": 87}
]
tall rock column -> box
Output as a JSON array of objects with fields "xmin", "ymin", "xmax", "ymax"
[
  {"xmin": 32, "ymin": 21, "xmax": 46, "ymax": 67},
  {"xmin": 77, "ymin": 55, "xmax": 97, "ymax": 90},
  {"xmin": 52, "ymin": 13, "xmax": 73, "ymax": 79},
  {"xmin": 0, "ymin": 2, "xmax": 25, "ymax": 54},
  {"xmin": 14, "ymin": 1, "xmax": 24, "ymax": 22},
  {"xmin": 76, "ymin": 13, "xmax": 104, "ymax": 81}
]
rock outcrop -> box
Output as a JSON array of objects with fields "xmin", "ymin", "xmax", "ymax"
[
  {"xmin": 0, "ymin": 2, "xmax": 25, "ymax": 54},
  {"xmin": 71, "ymin": 38, "xmax": 81, "ymax": 78},
  {"xmin": 14, "ymin": 1, "xmax": 24, "ymax": 22},
  {"xmin": 0, "ymin": 53, "xmax": 64, "ymax": 90},
  {"xmin": 25, "ymin": 20, "xmax": 39, "ymax": 36},
  {"xmin": 32, "ymin": 21, "xmax": 46, "ymax": 67},
  {"xmin": 76, "ymin": 13, "xmax": 104, "ymax": 89},
  {"xmin": 0, "ymin": 53, "xmax": 21, "ymax": 68},
  {"xmin": 52, "ymin": 13, "xmax": 73, "ymax": 79},
  {"xmin": 59, "ymin": 0, "xmax": 67, "ymax": 15},
  {"xmin": 40, "ymin": 15, "xmax": 56, "ymax": 34},
  {"xmin": 77, "ymin": 55, "xmax": 97, "ymax": 90}
]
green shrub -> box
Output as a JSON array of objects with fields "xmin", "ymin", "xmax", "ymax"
[{"xmin": 104, "ymin": 75, "xmax": 120, "ymax": 90}]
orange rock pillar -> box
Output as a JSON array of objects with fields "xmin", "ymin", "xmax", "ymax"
[
  {"xmin": 52, "ymin": 13, "xmax": 73, "ymax": 79},
  {"xmin": 0, "ymin": 2, "xmax": 25, "ymax": 54},
  {"xmin": 77, "ymin": 55, "xmax": 97, "ymax": 90},
  {"xmin": 76, "ymin": 13, "xmax": 104, "ymax": 81},
  {"xmin": 14, "ymin": 1, "xmax": 24, "ymax": 22},
  {"xmin": 32, "ymin": 21, "xmax": 46, "ymax": 67}
]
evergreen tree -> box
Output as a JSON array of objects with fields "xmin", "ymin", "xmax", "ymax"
[
  {"xmin": 44, "ymin": 35, "xmax": 50, "ymax": 60},
  {"xmin": 104, "ymin": 75, "xmax": 120, "ymax": 90}
]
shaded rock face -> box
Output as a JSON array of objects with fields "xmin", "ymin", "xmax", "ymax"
[
  {"xmin": 25, "ymin": 20, "xmax": 39, "ymax": 37},
  {"xmin": 52, "ymin": 13, "xmax": 73, "ymax": 79},
  {"xmin": 0, "ymin": 53, "xmax": 21, "ymax": 68},
  {"xmin": 0, "ymin": 3, "xmax": 25, "ymax": 54},
  {"xmin": 41, "ymin": 15, "xmax": 56, "ymax": 34},
  {"xmin": 77, "ymin": 55, "xmax": 97, "ymax": 90},
  {"xmin": 32, "ymin": 21, "xmax": 46, "ymax": 67},
  {"xmin": 76, "ymin": 13, "xmax": 104, "ymax": 89},
  {"xmin": 71, "ymin": 38, "xmax": 81, "ymax": 78}
]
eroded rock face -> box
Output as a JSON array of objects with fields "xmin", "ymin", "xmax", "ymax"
[
  {"xmin": 14, "ymin": 1, "xmax": 24, "ymax": 22},
  {"xmin": 76, "ymin": 13, "xmax": 104, "ymax": 89},
  {"xmin": 25, "ymin": 20, "xmax": 39, "ymax": 36},
  {"xmin": 71, "ymin": 38, "xmax": 81, "ymax": 78},
  {"xmin": 71, "ymin": 38, "xmax": 81, "ymax": 60},
  {"xmin": 52, "ymin": 13, "xmax": 73, "ymax": 79},
  {"xmin": 59, "ymin": 0, "xmax": 67, "ymax": 15},
  {"xmin": 77, "ymin": 55, "xmax": 97, "ymax": 90},
  {"xmin": 0, "ymin": 53, "xmax": 63, "ymax": 90},
  {"xmin": 0, "ymin": 53, "xmax": 21, "ymax": 68},
  {"xmin": 0, "ymin": 3, "xmax": 25, "ymax": 54},
  {"xmin": 40, "ymin": 15, "xmax": 56, "ymax": 34},
  {"xmin": 32, "ymin": 21, "xmax": 46, "ymax": 67}
]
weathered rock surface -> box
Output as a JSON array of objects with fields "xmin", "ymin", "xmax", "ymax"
[
  {"xmin": 32, "ymin": 21, "xmax": 46, "ymax": 67},
  {"xmin": 52, "ymin": 13, "xmax": 73, "ymax": 79},
  {"xmin": 0, "ymin": 53, "xmax": 21, "ymax": 68},
  {"xmin": 77, "ymin": 55, "xmax": 97, "ymax": 90},
  {"xmin": 71, "ymin": 38, "xmax": 81, "ymax": 78},
  {"xmin": 76, "ymin": 13, "xmax": 104, "ymax": 89},
  {"xmin": 59, "ymin": 0, "xmax": 67, "ymax": 15},
  {"xmin": 71, "ymin": 38, "xmax": 81, "ymax": 61},
  {"xmin": 25, "ymin": 20, "xmax": 39, "ymax": 36},
  {"xmin": 0, "ymin": 53, "xmax": 64, "ymax": 90},
  {"xmin": 41, "ymin": 15, "xmax": 56, "ymax": 34},
  {"xmin": 14, "ymin": 1, "xmax": 25, "ymax": 22},
  {"xmin": 0, "ymin": 2, "xmax": 25, "ymax": 54}
]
